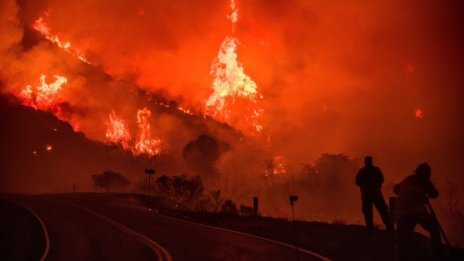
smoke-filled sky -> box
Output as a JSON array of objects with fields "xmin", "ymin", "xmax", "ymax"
[{"xmin": 1, "ymin": 0, "xmax": 464, "ymax": 187}]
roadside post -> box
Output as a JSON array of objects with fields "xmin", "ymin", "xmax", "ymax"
[
  {"xmin": 289, "ymin": 195, "xmax": 298, "ymax": 221},
  {"xmin": 144, "ymin": 169, "xmax": 155, "ymax": 194},
  {"xmin": 289, "ymin": 195, "xmax": 299, "ymax": 261},
  {"xmin": 253, "ymin": 197, "xmax": 259, "ymax": 216}
]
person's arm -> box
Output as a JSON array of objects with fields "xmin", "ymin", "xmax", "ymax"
[
  {"xmin": 426, "ymin": 180, "xmax": 439, "ymax": 199},
  {"xmin": 378, "ymin": 167, "xmax": 384, "ymax": 185}
]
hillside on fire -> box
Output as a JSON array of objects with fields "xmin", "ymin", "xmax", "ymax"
[
  {"xmin": 1, "ymin": 0, "xmax": 464, "ymax": 259},
  {"xmin": 0, "ymin": 93, "xmax": 243, "ymax": 193}
]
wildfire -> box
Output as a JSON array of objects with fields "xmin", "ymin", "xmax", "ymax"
[
  {"xmin": 18, "ymin": 74, "xmax": 67, "ymax": 112},
  {"xmin": 206, "ymin": 0, "xmax": 264, "ymax": 135},
  {"xmin": 133, "ymin": 108, "xmax": 162, "ymax": 156},
  {"xmin": 33, "ymin": 12, "xmax": 89, "ymax": 64},
  {"xmin": 104, "ymin": 108, "xmax": 162, "ymax": 156},
  {"xmin": 105, "ymin": 111, "xmax": 131, "ymax": 149}
]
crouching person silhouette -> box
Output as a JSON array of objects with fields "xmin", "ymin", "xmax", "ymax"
[
  {"xmin": 356, "ymin": 156, "xmax": 392, "ymax": 235},
  {"xmin": 394, "ymin": 162, "xmax": 441, "ymax": 260}
]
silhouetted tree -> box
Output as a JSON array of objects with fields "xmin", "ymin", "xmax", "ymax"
[
  {"xmin": 183, "ymin": 135, "xmax": 220, "ymax": 175},
  {"xmin": 313, "ymin": 153, "xmax": 359, "ymax": 217},
  {"xmin": 296, "ymin": 153, "xmax": 359, "ymax": 219},
  {"xmin": 92, "ymin": 170, "xmax": 130, "ymax": 192},
  {"xmin": 154, "ymin": 175, "xmax": 170, "ymax": 195}
]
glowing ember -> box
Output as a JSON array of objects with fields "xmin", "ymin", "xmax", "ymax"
[
  {"xmin": 415, "ymin": 108, "xmax": 424, "ymax": 119},
  {"xmin": 133, "ymin": 108, "xmax": 162, "ymax": 156},
  {"xmin": 177, "ymin": 105, "xmax": 194, "ymax": 115},
  {"xmin": 18, "ymin": 74, "xmax": 67, "ymax": 111},
  {"xmin": 45, "ymin": 145, "xmax": 53, "ymax": 151},
  {"xmin": 105, "ymin": 111, "xmax": 131, "ymax": 149},
  {"xmin": 33, "ymin": 12, "xmax": 89, "ymax": 63},
  {"xmin": 206, "ymin": 0, "xmax": 264, "ymax": 135}
]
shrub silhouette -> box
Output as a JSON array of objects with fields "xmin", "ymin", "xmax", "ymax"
[
  {"xmin": 221, "ymin": 199, "xmax": 239, "ymax": 215},
  {"xmin": 155, "ymin": 175, "xmax": 204, "ymax": 206},
  {"xmin": 92, "ymin": 170, "xmax": 130, "ymax": 192}
]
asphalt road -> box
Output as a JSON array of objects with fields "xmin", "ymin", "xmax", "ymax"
[{"xmin": 2, "ymin": 194, "xmax": 328, "ymax": 261}]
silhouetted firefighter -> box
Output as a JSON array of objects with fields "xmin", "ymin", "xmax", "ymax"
[
  {"xmin": 394, "ymin": 162, "xmax": 441, "ymax": 260},
  {"xmin": 356, "ymin": 156, "xmax": 392, "ymax": 234}
]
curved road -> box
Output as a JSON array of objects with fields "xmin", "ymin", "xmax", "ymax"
[{"xmin": 5, "ymin": 194, "xmax": 329, "ymax": 261}]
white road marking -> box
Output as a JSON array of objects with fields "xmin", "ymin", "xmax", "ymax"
[
  {"xmin": 65, "ymin": 201, "xmax": 172, "ymax": 261},
  {"xmin": 18, "ymin": 203, "xmax": 50, "ymax": 261},
  {"xmin": 156, "ymin": 212, "xmax": 332, "ymax": 261}
]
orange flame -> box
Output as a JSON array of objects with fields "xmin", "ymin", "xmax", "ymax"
[
  {"xmin": 18, "ymin": 74, "xmax": 67, "ymax": 111},
  {"xmin": 206, "ymin": 0, "xmax": 264, "ymax": 135},
  {"xmin": 133, "ymin": 108, "xmax": 162, "ymax": 156},
  {"xmin": 105, "ymin": 111, "xmax": 131, "ymax": 149},
  {"xmin": 33, "ymin": 12, "xmax": 89, "ymax": 64}
]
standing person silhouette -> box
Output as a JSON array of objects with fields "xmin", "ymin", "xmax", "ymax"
[{"xmin": 356, "ymin": 156, "xmax": 392, "ymax": 234}]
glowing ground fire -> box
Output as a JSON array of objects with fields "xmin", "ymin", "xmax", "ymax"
[
  {"xmin": 134, "ymin": 108, "xmax": 162, "ymax": 156},
  {"xmin": 105, "ymin": 108, "xmax": 162, "ymax": 156},
  {"xmin": 18, "ymin": 74, "xmax": 67, "ymax": 112},
  {"xmin": 105, "ymin": 111, "xmax": 131, "ymax": 150}
]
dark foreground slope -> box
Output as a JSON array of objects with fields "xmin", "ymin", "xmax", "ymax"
[
  {"xmin": 160, "ymin": 210, "xmax": 464, "ymax": 261},
  {"xmin": 0, "ymin": 198, "xmax": 46, "ymax": 260},
  {"xmin": 115, "ymin": 193, "xmax": 464, "ymax": 261},
  {"xmin": 1, "ymin": 193, "xmax": 324, "ymax": 261},
  {"xmin": 2, "ymin": 193, "xmax": 462, "ymax": 261}
]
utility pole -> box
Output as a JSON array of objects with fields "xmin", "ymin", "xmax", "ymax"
[{"xmin": 144, "ymin": 169, "xmax": 155, "ymax": 194}]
